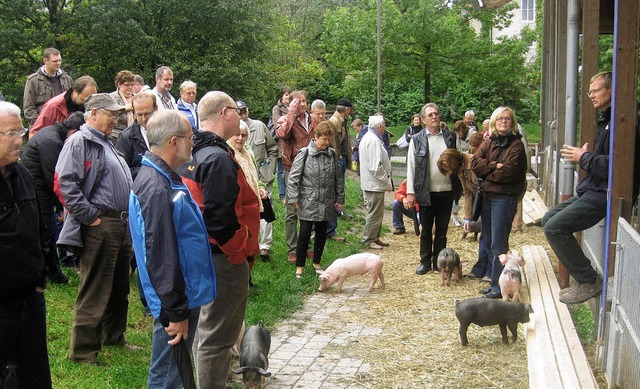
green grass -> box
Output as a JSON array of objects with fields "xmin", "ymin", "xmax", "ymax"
[
  {"xmin": 46, "ymin": 174, "xmax": 367, "ymax": 388},
  {"xmin": 568, "ymin": 304, "xmax": 597, "ymax": 345}
]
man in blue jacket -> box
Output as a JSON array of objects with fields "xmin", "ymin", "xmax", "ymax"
[{"xmin": 129, "ymin": 110, "xmax": 216, "ymax": 387}]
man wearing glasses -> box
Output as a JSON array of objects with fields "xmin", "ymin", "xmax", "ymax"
[
  {"xmin": 55, "ymin": 94, "xmax": 137, "ymax": 364},
  {"xmin": 23, "ymin": 47, "xmax": 74, "ymax": 126},
  {"xmin": 406, "ymin": 103, "xmax": 460, "ymax": 275},
  {"xmin": 0, "ymin": 101, "xmax": 52, "ymax": 387},
  {"xmin": 543, "ymin": 71, "xmax": 640, "ymax": 304},
  {"xmin": 29, "ymin": 75, "xmax": 97, "ymax": 137},
  {"xmin": 178, "ymin": 91, "xmax": 260, "ymax": 388},
  {"xmin": 115, "ymin": 91, "xmax": 158, "ymax": 180}
]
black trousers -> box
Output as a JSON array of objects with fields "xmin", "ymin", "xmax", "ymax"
[
  {"xmin": 418, "ymin": 191, "xmax": 454, "ymax": 268},
  {"xmin": 296, "ymin": 220, "xmax": 328, "ymax": 267}
]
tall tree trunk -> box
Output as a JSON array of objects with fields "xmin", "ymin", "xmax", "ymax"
[{"xmin": 423, "ymin": 44, "xmax": 431, "ymax": 102}]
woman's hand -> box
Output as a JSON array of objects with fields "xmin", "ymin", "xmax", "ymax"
[{"xmin": 259, "ymin": 188, "xmax": 268, "ymax": 199}]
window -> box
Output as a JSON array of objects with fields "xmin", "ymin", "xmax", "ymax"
[{"xmin": 522, "ymin": 0, "xmax": 534, "ymax": 22}]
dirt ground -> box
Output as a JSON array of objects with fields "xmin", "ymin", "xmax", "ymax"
[{"xmin": 315, "ymin": 190, "xmax": 594, "ymax": 388}]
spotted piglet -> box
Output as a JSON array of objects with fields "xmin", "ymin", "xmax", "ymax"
[
  {"xmin": 318, "ymin": 253, "xmax": 385, "ymax": 293},
  {"xmin": 498, "ymin": 250, "xmax": 525, "ymax": 302}
]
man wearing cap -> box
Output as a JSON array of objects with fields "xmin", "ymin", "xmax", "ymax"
[
  {"xmin": 55, "ymin": 93, "xmax": 136, "ymax": 364},
  {"xmin": 326, "ymin": 98, "xmax": 353, "ymax": 242},
  {"xmin": 21, "ymin": 112, "xmax": 86, "ymax": 285},
  {"xmin": 237, "ymin": 100, "xmax": 278, "ymax": 260},
  {"xmin": 29, "ymin": 75, "xmax": 97, "ymax": 137}
]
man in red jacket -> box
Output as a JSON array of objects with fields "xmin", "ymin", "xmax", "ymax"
[
  {"xmin": 29, "ymin": 76, "xmax": 97, "ymax": 137},
  {"xmin": 392, "ymin": 179, "xmax": 420, "ymax": 235}
]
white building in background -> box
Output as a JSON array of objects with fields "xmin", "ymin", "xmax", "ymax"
[{"xmin": 471, "ymin": 0, "xmax": 537, "ymax": 63}]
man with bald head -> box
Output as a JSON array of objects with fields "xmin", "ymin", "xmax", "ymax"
[
  {"xmin": 0, "ymin": 101, "xmax": 52, "ymax": 387},
  {"xmin": 178, "ymin": 91, "xmax": 260, "ymax": 388}
]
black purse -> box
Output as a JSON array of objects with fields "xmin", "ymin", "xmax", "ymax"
[
  {"xmin": 472, "ymin": 178, "xmax": 483, "ymax": 222},
  {"xmin": 260, "ymin": 196, "xmax": 276, "ymax": 223}
]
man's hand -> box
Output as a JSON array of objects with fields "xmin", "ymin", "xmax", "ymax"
[
  {"xmin": 402, "ymin": 197, "xmax": 411, "ymax": 210},
  {"xmin": 406, "ymin": 193, "xmax": 416, "ymax": 208},
  {"xmin": 165, "ymin": 319, "xmax": 189, "ymax": 345},
  {"xmin": 561, "ymin": 143, "xmax": 589, "ymax": 163},
  {"xmin": 89, "ymin": 217, "xmax": 102, "ymax": 227},
  {"xmin": 289, "ymin": 98, "xmax": 304, "ymax": 116}
]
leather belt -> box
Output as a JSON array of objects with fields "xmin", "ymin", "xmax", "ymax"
[{"xmin": 100, "ymin": 210, "xmax": 129, "ymax": 220}]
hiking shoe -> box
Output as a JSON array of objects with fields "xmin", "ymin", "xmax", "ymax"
[
  {"xmin": 366, "ymin": 242, "xmax": 384, "ymax": 250},
  {"xmin": 393, "ymin": 228, "xmax": 406, "ymax": 235},
  {"xmin": 558, "ymin": 277, "xmax": 603, "ymax": 304},
  {"xmin": 329, "ymin": 235, "xmax": 346, "ymax": 242}
]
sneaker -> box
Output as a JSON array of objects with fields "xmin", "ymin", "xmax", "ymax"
[
  {"xmin": 329, "ymin": 235, "xmax": 346, "ymax": 242},
  {"xmin": 452, "ymin": 215, "xmax": 463, "ymax": 227},
  {"xmin": 481, "ymin": 276, "xmax": 491, "ymax": 283},
  {"xmin": 558, "ymin": 278, "xmax": 602, "ymax": 304},
  {"xmin": 393, "ymin": 228, "xmax": 406, "ymax": 235},
  {"xmin": 259, "ymin": 249, "xmax": 270, "ymax": 262}
]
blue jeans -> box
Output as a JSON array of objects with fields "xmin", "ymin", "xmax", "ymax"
[
  {"xmin": 481, "ymin": 195, "xmax": 519, "ymax": 293},
  {"xmin": 542, "ymin": 196, "xmax": 604, "ymax": 283},
  {"xmin": 147, "ymin": 309, "xmax": 200, "ymax": 389},
  {"xmin": 470, "ymin": 233, "xmax": 491, "ymax": 278},
  {"xmin": 392, "ymin": 200, "xmax": 416, "ymax": 229},
  {"xmin": 0, "ymin": 291, "xmax": 51, "ymax": 388},
  {"xmin": 277, "ymin": 158, "xmax": 285, "ymax": 199}
]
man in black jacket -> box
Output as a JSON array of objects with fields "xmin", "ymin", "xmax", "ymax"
[
  {"xmin": 0, "ymin": 101, "xmax": 52, "ymax": 388},
  {"xmin": 21, "ymin": 112, "xmax": 85, "ymax": 283},
  {"xmin": 542, "ymin": 71, "xmax": 636, "ymax": 305},
  {"xmin": 115, "ymin": 91, "xmax": 157, "ymax": 180}
]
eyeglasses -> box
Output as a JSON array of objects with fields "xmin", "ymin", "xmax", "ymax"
[
  {"xmin": 425, "ymin": 112, "xmax": 440, "ymax": 118},
  {"xmin": 120, "ymin": 82, "xmax": 134, "ymax": 88},
  {"xmin": 496, "ymin": 117, "xmax": 513, "ymax": 122},
  {"xmin": 99, "ymin": 110, "xmax": 119, "ymax": 120},
  {"xmin": 175, "ymin": 134, "xmax": 196, "ymax": 142},
  {"xmin": 0, "ymin": 128, "xmax": 27, "ymax": 138},
  {"xmin": 587, "ymin": 87, "xmax": 605, "ymax": 96},
  {"xmin": 224, "ymin": 106, "xmax": 241, "ymax": 115}
]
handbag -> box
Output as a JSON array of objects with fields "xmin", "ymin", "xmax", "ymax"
[
  {"xmin": 260, "ymin": 196, "xmax": 276, "ymax": 223},
  {"xmin": 472, "ymin": 178, "xmax": 483, "ymax": 222}
]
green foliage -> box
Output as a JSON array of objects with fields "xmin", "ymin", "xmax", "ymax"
[{"xmin": 569, "ymin": 304, "xmax": 596, "ymax": 345}]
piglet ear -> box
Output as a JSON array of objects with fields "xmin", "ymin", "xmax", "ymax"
[
  {"xmin": 319, "ymin": 273, "xmax": 328, "ymax": 280},
  {"xmin": 498, "ymin": 254, "xmax": 508, "ymax": 265},
  {"xmin": 257, "ymin": 368, "xmax": 272, "ymax": 377}
]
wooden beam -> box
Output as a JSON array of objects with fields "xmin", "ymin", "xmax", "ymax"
[
  {"xmin": 609, "ymin": 0, "xmax": 640, "ymax": 272},
  {"xmin": 580, "ymin": 0, "xmax": 600, "ymax": 166}
]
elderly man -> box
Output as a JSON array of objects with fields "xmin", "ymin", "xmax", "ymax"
[
  {"xmin": 21, "ymin": 112, "xmax": 86, "ymax": 285},
  {"xmin": 153, "ymin": 66, "xmax": 177, "ymax": 110},
  {"xmin": 310, "ymin": 99, "xmax": 326, "ymax": 122},
  {"xmin": 178, "ymin": 91, "xmax": 259, "ymax": 388},
  {"xmin": 23, "ymin": 47, "xmax": 74, "ymax": 126},
  {"xmin": 55, "ymin": 93, "xmax": 135, "ymax": 364},
  {"xmin": 463, "ymin": 110, "xmax": 478, "ymax": 132},
  {"xmin": 129, "ymin": 111, "xmax": 216, "ymax": 388},
  {"xmin": 0, "ymin": 102, "xmax": 52, "ymax": 388},
  {"xmin": 276, "ymin": 90, "xmax": 320, "ymax": 263},
  {"xmin": 359, "ymin": 115, "xmax": 393, "ymax": 250},
  {"xmin": 543, "ymin": 71, "xmax": 640, "ymax": 304},
  {"xmin": 132, "ymin": 74, "xmax": 147, "ymax": 94},
  {"xmin": 29, "ymin": 75, "xmax": 97, "ymax": 137},
  {"xmin": 115, "ymin": 92, "xmax": 158, "ymax": 180},
  {"xmin": 109, "ymin": 70, "xmax": 136, "ymax": 141},
  {"xmin": 237, "ymin": 100, "xmax": 278, "ymax": 261},
  {"xmin": 406, "ymin": 103, "xmax": 459, "ymax": 275},
  {"xmin": 177, "ymin": 80, "xmax": 199, "ymax": 130}
]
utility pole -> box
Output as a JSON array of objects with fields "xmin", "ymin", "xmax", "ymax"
[{"xmin": 377, "ymin": 0, "xmax": 382, "ymax": 113}]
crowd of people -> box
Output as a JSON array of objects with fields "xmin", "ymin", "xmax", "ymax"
[{"xmin": 0, "ymin": 46, "xmax": 617, "ymax": 388}]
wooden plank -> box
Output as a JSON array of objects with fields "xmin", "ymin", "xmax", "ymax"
[
  {"xmin": 522, "ymin": 190, "xmax": 549, "ymax": 225},
  {"xmin": 522, "ymin": 246, "xmax": 564, "ymax": 388},
  {"xmin": 521, "ymin": 245, "xmax": 599, "ymax": 389}
]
